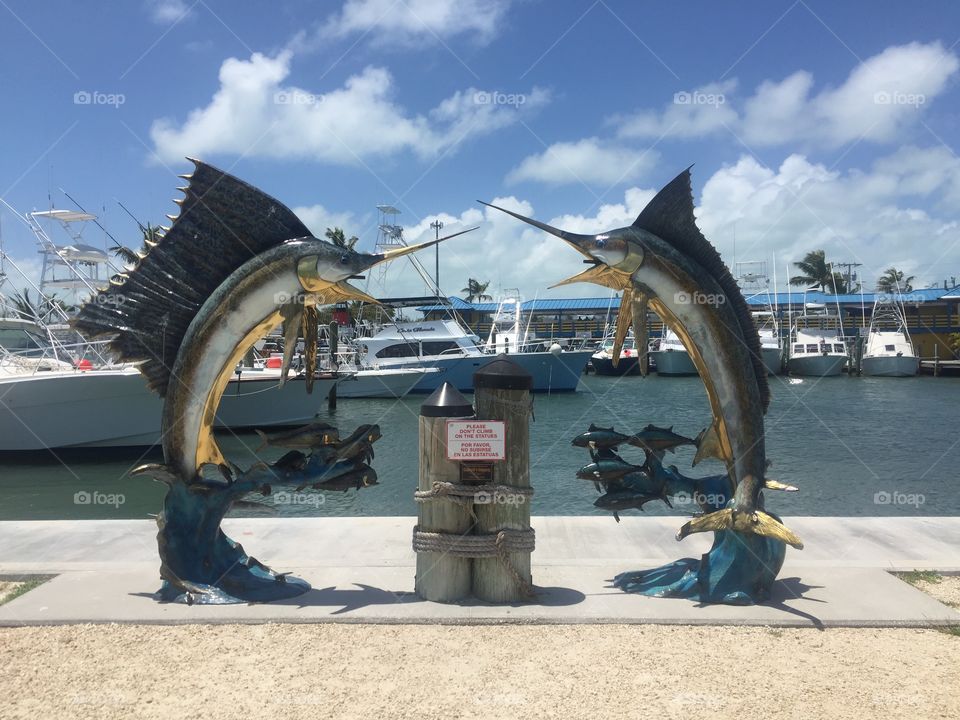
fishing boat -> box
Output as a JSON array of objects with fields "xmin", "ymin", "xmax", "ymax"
[
  {"xmin": 590, "ymin": 336, "xmax": 641, "ymax": 376},
  {"xmin": 0, "ymin": 351, "xmax": 338, "ymax": 450},
  {"xmin": 650, "ymin": 327, "xmax": 698, "ymax": 376},
  {"xmin": 860, "ymin": 293, "xmax": 919, "ymax": 377},
  {"xmin": 355, "ymin": 301, "xmax": 591, "ymax": 393},
  {"xmin": 787, "ymin": 304, "xmax": 848, "ymax": 377},
  {"xmin": 753, "ymin": 311, "xmax": 783, "ymax": 375}
]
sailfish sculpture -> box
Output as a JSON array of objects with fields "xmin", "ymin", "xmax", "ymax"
[
  {"xmin": 74, "ymin": 159, "xmax": 472, "ymax": 603},
  {"xmin": 482, "ymin": 168, "xmax": 802, "ymax": 604}
]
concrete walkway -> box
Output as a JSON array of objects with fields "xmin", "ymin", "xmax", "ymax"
[{"xmin": 1, "ymin": 517, "xmax": 958, "ymax": 627}]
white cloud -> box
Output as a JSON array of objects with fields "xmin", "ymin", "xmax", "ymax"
[
  {"xmin": 146, "ymin": 0, "xmax": 190, "ymax": 24},
  {"xmin": 291, "ymin": 205, "xmax": 358, "ymax": 240},
  {"xmin": 374, "ymin": 151, "xmax": 960, "ymax": 299},
  {"xmin": 612, "ymin": 42, "xmax": 959, "ymax": 149},
  {"xmin": 150, "ymin": 52, "xmax": 547, "ymax": 165},
  {"xmin": 616, "ymin": 80, "xmax": 739, "ymax": 140},
  {"xmin": 696, "ymin": 153, "xmax": 960, "ymax": 288},
  {"xmin": 320, "ymin": 0, "xmax": 511, "ymax": 45},
  {"xmin": 506, "ymin": 138, "xmax": 658, "ymax": 186}
]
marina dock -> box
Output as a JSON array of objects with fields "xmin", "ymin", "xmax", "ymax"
[{"xmin": 2, "ymin": 516, "xmax": 958, "ymax": 628}]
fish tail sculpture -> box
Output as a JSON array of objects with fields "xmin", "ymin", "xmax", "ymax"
[
  {"xmin": 74, "ymin": 159, "xmax": 472, "ymax": 604},
  {"xmin": 486, "ymin": 169, "xmax": 802, "ymax": 604}
]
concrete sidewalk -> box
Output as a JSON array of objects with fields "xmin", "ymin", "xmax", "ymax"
[{"xmin": 1, "ymin": 517, "xmax": 958, "ymax": 627}]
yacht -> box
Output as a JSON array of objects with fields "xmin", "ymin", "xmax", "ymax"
[
  {"xmin": 0, "ymin": 317, "xmax": 337, "ymax": 450},
  {"xmin": 860, "ymin": 293, "xmax": 919, "ymax": 377},
  {"xmin": 787, "ymin": 305, "xmax": 848, "ymax": 377},
  {"xmin": 650, "ymin": 327, "xmax": 698, "ymax": 376},
  {"xmin": 356, "ymin": 306, "xmax": 591, "ymax": 394},
  {"xmin": 753, "ymin": 311, "xmax": 784, "ymax": 375},
  {"xmin": 590, "ymin": 336, "xmax": 641, "ymax": 376}
]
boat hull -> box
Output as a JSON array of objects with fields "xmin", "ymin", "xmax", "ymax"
[
  {"xmin": 378, "ymin": 350, "xmax": 590, "ymax": 393},
  {"xmin": 787, "ymin": 354, "xmax": 846, "ymax": 377},
  {"xmin": 334, "ymin": 368, "xmax": 439, "ymax": 398},
  {"xmin": 650, "ymin": 349, "xmax": 698, "ymax": 376},
  {"xmin": 861, "ymin": 355, "xmax": 919, "ymax": 377},
  {"xmin": 0, "ymin": 369, "xmax": 333, "ymax": 450},
  {"xmin": 761, "ymin": 347, "xmax": 783, "ymax": 375},
  {"xmin": 590, "ymin": 355, "xmax": 641, "ymax": 376}
]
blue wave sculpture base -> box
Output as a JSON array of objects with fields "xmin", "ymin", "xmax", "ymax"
[{"xmin": 613, "ymin": 524, "xmax": 787, "ymax": 605}]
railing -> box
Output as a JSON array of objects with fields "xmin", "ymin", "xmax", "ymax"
[{"xmin": 0, "ymin": 338, "xmax": 123, "ymax": 377}]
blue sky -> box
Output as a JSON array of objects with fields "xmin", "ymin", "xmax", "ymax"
[{"xmin": 2, "ymin": 0, "xmax": 959, "ymax": 300}]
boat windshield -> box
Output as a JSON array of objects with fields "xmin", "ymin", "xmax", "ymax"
[{"xmin": 0, "ymin": 326, "xmax": 47, "ymax": 352}]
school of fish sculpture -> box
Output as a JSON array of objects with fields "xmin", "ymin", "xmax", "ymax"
[
  {"xmin": 485, "ymin": 168, "xmax": 802, "ymax": 604},
  {"xmin": 74, "ymin": 159, "xmax": 467, "ymax": 604}
]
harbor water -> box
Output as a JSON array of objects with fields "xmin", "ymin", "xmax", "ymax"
[{"xmin": 1, "ymin": 373, "xmax": 957, "ymax": 520}]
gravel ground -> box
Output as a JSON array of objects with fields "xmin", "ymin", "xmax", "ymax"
[{"xmin": 1, "ymin": 623, "xmax": 958, "ymax": 720}]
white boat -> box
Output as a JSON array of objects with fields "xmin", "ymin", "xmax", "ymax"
[
  {"xmin": 590, "ymin": 336, "xmax": 641, "ymax": 376},
  {"xmin": 753, "ymin": 311, "xmax": 783, "ymax": 375},
  {"xmin": 860, "ymin": 293, "xmax": 918, "ymax": 377},
  {"xmin": 787, "ymin": 305, "xmax": 848, "ymax": 377},
  {"xmin": 0, "ymin": 319, "xmax": 336, "ymax": 450},
  {"xmin": 650, "ymin": 327, "xmax": 698, "ymax": 376},
  {"xmin": 333, "ymin": 367, "xmax": 442, "ymax": 398},
  {"xmin": 356, "ymin": 308, "xmax": 590, "ymax": 393}
]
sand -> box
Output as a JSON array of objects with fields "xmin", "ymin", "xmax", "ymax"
[
  {"xmin": 1, "ymin": 623, "xmax": 958, "ymax": 720},
  {"xmin": 907, "ymin": 574, "xmax": 960, "ymax": 608}
]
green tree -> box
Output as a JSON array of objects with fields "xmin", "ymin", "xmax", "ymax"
[
  {"xmin": 8, "ymin": 289, "xmax": 73, "ymax": 323},
  {"xmin": 789, "ymin": 250, "xmax": 854, "ymax": 293},
  {"xmin": 876, "ymin": 267, "xmax": 914, "ymax": 294},
  {"xmin": 111, "ymin": 222, "xmax": 164, "ymax": 266},
  {"xmin": 461, "ymin": 278, "xmax": 492, "ymax": 303},
  {"xmin": 325, "ymin": 227, "xmax": 359, "ymax": 250}
]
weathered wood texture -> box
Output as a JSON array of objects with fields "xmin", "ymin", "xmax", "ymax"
[
  {"xmin": 472, "ymin": 385, "xmax": 532, "ymax": 602},
  {"xmin": 415, "ymin": 413, "xmax": 473, "ymax": 601}
]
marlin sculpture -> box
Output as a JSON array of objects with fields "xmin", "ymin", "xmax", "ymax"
[
  {"xmin": 481, "ymin": 168, "xmax": 802, "ymax": 551},
  {"xmin": 74, "ymin": 159, "xmax": 473, "ymax": 603}
]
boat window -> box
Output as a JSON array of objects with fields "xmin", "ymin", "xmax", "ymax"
[
  {"xmin": 793, "ymin": 344, "xmax": 803, "ymax": 353},
  {"xmin": 806, "ymin": 344, "xmax": 818, "ymax": 353},
  {"xmin": 0, "ymin": 328, "xmax": 44, "ymax": 351},
  {"xmin": 884, "ymin": 344, "xmax": 895, "ymax": 352},
  {"xmin": 375, "ymin": 342, "xmax": 419, "ymax": 358},
  {"xmin": 421, "ymin": 341, "xmax": 461, "ymax": 356},
  {"xmin": 834, "ymin": 344, "xmax": 845, "ymax": 353}
]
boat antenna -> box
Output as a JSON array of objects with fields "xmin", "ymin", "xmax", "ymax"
[
  {"xmin": 116, "ymin": 199, "xmax": 148, "ymax": 234},
  {"xmin": 60, "ymin": 189, "xmax": 122, "ymax": 250}
]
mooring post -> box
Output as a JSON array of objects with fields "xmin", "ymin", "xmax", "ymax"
[
  {"xmin": 415, "ymin": 382, "xmax": 475, "ymax": 601},
  {"xmin": 472, "ymin": 356, "xmax": 534, "ymax": 602}
]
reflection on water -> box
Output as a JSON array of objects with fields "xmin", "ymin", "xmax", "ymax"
[{"xmin": 1, "ymin": 373, "xmax": 958, "ymax": 520}]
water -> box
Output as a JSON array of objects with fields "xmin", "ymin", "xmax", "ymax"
[{"xmin": 1, "ymin": 373, "xmax": 958, "ymax": 520}]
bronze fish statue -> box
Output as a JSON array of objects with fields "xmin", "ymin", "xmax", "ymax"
[{"xmin": 482, "ymin": 169, "xmax": 802, "ymax": 549}]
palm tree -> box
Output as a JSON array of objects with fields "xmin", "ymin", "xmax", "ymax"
[
  {"xmin": 790, "ymin": 250, "xmax": 853, "ymax": 293},
  {"xmin": 461, "ymin": 278, "xmax": 492, "ymax": 303},
  {"xmin": 111, "ymin": 222, "xmax": 164, "ymax": 266},
  {"xmin": 325, "ymin": 227, "xmax": 359, "ymax": 250},
  {"xmin": 7, "ymin": 288, "xmax": 72, "ymax": 323},
  {"xmin": 876, "ymin": 267, "xmax": 914, "ymax": 294}
]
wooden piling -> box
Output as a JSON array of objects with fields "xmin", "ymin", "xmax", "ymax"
[
  {"xmin": 472, "ymin": 357, "xmax": 534, "ymax": 602},
  {"xmin": 414, "ymin": 383, "xmax": 475, "ymax": 602}
]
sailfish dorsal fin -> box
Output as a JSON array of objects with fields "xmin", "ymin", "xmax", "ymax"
[
  {"xmin": 72, "ymin": 159, "xmax": 311, "ymax": 397},
  {"xmin": 632, "ymin": 168, "xmax": 770, "ymax": 411}
]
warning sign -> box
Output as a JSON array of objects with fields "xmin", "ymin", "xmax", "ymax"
[{"xmin": 446, "ymin": 420, "xmax": 506, "ymax": 461}]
